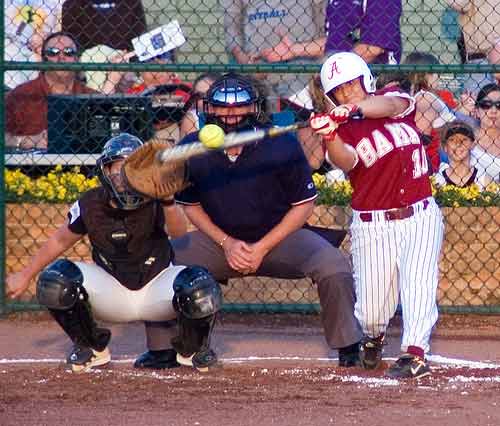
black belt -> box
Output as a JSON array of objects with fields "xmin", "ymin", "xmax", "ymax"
[
  {"xmin": 359, "ymin": 200, "xmax": 429, "ymax": 222},
  {"xmin": 467, "ymin": 52, "xmax": 486, "ymax": 61}
]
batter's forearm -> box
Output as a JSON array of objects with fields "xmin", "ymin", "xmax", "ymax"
[
  {"xmin": 326, "ymin": 135, "xmax": 358, "ymax": 172},
  {"xmin": 356, "ymin": 95, "xmax": 409, "ymax": 119}
]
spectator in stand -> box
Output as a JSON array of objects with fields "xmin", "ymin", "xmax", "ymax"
[
  {"xmin": 471, "ymin": 83, "xmax": 500, "ymax": 181},
  {"xmin": 5, "ymin": 32, "xmax": 96, "ymax": 151},
  {"xmin": 488, "ymin": 40, "xmax": 500, "ymax": 85},
  {"xmin": 221, "ymin": 0, "xmax": 326, "ymax": 108},
  {"xmin": 402, "ymin": 52, "xmax": 457, "ymax": 172},
  {"xmin": 446, "ymin": 0, "xmax": 498, "ymax": 94},
  {"xmin": 435, "ymin": 121, "xmax": 492, "ymax": 189},
  {"xmin": 5, "ymin": 0, "xmax": 63, "ymax": 88},
  {"xmin": 102, "ymin": 50, "xmax": 186, "ymax": 96},
  {"xmin": 102, "ymin": 26, "xmax": 191, "ymax": 146},
  {"xmin": 61, "ymin": 0, "xmax": 146, "ymax": 51},
  {"xmin": 260, "ymin": 0, "xmax": 402, "ymax": 65},
  {"xmin": 180, "ymin": 73, "xmax": 221, "ymax": 139}
]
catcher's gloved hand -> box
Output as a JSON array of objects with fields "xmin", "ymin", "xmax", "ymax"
[
  {"xmin": 328, "ymin": 104, "xmax": 360, "ymax": 124},
  {"xmin": 122, "ymin": 141, "xmax": 189, "ymax": 201},
  {"xmin": 309, "ymin": 112, "xmax": 339, "ymax": 142}
]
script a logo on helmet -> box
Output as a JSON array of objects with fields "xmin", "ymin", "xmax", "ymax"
[{"xmin": 328, "ymin": 61, "xmax": 341, "ymax": 80}]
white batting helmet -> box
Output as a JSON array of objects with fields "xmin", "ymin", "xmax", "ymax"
[{"xmin": 320, "ymin": 52, "xmax": 375, "ymax": 95}]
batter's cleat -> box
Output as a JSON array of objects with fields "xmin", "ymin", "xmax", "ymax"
[
  {"xmin": 338, "ymin": 342, "xmax": 361, "ymax": 367},
  {"xmin": 386, "ymin": 354, "xmax": 431, "ymax": 379},
  {"xmin": 359, "ymin": 335, "xmax": 385, "ymax": 370},
  {"xmin": 134, "ymin": 349, "xmax": 180, "ymax": 369},
  {"xmin": 67, "ymin": 345, "xmax": 111, "ymax": 373},
  {"xmin": 176, "ymin": 348, "xmax": 218, "ymax": 372}
]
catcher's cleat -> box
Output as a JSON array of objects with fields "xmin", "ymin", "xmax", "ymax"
[
  {"xmin": 67, "ymin": 345, "xmax": 111, "ymax": 373},
  {"xmin": 359, "ymin": 335, "xmax": 385, "ymax": 370},
  {"xmin": 176, "ymin": 348, "xmax": 218, "ymax": 372},
  {"xmin": 134, "ymin": 349, "xmax": 180, "ymax": 370},
  {"xmin": 338, "ymin": 342, "xmax": 361, "ymax": 367},
  {"xmin": 386, "ymin": 354, "xmax": 431, "ymax": 379}
]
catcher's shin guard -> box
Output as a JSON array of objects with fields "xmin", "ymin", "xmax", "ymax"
[
  {"xmin": 171, "ymin": 315, "xmax": 218, "ymax": 372},
  {"xmin": 171, "ymin": 266, "xmax": 223, "ymax": 371},
  {"xmin": 37, "ymin": 259, "xmax": 111, "ymax": 352}
]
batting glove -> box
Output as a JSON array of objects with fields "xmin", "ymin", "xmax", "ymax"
[
  {"xmin": 328, "ymin": 104, "xmax": 360, "ymax": 124},
  {"xmin": 309, "ymin": 112, "xmax": 339, "ymax": 142}
]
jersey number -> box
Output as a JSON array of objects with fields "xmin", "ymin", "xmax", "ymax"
[{"xmin": 412, "ymin": 146, "xmax": 429, "ymax": 178}]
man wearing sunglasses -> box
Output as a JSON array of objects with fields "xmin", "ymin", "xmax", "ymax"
[
  {"xmin": 169, "ymin": 73, "xmax": 364, "ymax": 367},
  {"xmin": 6, "ymin": 32, "xmax": 96, "ymax": 151}
]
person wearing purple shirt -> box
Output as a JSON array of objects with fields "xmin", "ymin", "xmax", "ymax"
[{"xmin": 261, "ymin": 0, "xmax": 402, "ymax": 65}]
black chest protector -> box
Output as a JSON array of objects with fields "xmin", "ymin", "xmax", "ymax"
[{"xmin": 80, "ymin": 189, "xmax": 174, "ymax": 290}]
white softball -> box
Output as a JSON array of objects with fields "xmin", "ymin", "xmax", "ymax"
[{"xmin": 199, "ymin": 124, "xmax": 225, "ymax": 149}]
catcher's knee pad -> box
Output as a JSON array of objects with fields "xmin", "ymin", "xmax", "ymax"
[
  {"xmin": 172, "ymin": 266, "xmax": 223, "ymax": 320},
  {"xmin": 171, "ymin": 266, "xmax": 223, "ymax": 356},
  {"xmin": 37, "ymin": 259, "xmax": 111, "ymax": 351},
  {"xmin": 37, "ymin": 259, "xmax": 84, "ymax": 310}
]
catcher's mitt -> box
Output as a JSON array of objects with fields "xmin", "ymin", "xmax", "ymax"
[{"xmin": 121, "ymin": 140, "xmax": 189, "ymax": 200}]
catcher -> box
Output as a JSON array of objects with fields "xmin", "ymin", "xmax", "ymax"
[{"xmin": 6, "ymin": 133, "xmax": 222, "ymax": 373}]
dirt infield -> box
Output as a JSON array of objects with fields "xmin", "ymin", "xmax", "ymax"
[{"xmin": 1, "ymin": 313, "xmax": 500, "ymax": 426}]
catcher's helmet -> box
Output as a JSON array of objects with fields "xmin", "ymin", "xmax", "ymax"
[
  {"xmin": 202, "ymin": 72, "xmax": 262, "ymax": 133},
  {"xmin": 320, "ymin": 52, "xmax": 375, "ymax": 97},
  {"xmin": 96, "ymin": 133, "xmax": 147, "ymax": 210}
]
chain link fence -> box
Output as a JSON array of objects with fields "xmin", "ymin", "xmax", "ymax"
[{"xmin": 1, "ymin": 0, "xmax": 499, "ymax": 315}]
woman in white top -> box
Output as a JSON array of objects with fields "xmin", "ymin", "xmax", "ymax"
[
  {"xmin": 403, "ymin": 52, "xmax": 457, "ymax": 172},
  {"xmin": 471, "ymin": 83, "xmax": 500, "ymax": 181}
]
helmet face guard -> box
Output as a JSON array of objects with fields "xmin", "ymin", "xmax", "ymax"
[
  {"xmin": 96, "ymin": 133, "xmax": 148, "ymax": 210},
  {"xmin": 202, "ymin": 73, "xmax": 262, "ymax": 133}
]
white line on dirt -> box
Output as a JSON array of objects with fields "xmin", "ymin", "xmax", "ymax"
[{"xmin": 1, "ymin": 355, "xmax": 499, "ymax": 369}]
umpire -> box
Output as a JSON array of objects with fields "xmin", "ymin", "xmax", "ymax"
[{"xmin": 170, "ymin": 73, "xmax": 363, "ymax": 365}]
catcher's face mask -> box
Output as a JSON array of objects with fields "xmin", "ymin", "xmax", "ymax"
[{"xmin": 97, "ymin": 133, "xmax": 149, "ymax": 210}]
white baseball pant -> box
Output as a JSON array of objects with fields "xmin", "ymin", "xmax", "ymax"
[
  {"xmin": 75, "ymin": 262, "xmax": 186, "ymax": 323},
  {"xmin": 350, "ymin": 197, "xmax": 444, "ymax": 353}
]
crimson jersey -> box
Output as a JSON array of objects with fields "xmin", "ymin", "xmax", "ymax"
[{"xmin": 337, "ymin": 89, "xmax": 432, "ymax": 211}]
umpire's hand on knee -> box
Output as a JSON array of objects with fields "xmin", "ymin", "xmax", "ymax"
[
  {"xmin": 222, "ymin": 237, "xmax": 254, "ymax": 273},
  {"xmin": 246, "ymin": 242, "xmax": 269, "ymax": 274}
]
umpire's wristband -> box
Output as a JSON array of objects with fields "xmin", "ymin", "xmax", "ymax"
[{"xmin": 160, "ymin": 199, "xmax": 176, "ymax": 207}]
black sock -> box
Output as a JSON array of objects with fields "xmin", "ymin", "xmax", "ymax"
[{"xmin": 339, "ymin": 342, "xmax": 360, "ymax": 355}]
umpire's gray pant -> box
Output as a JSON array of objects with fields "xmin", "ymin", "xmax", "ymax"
[{"xmin": 162, "ymin": 228, "xmax": 362, "ymax": 350}]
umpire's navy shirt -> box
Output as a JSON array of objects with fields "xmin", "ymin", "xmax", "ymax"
[{"xmin": 175, "ymin": 127, "xmax": 317, "ymax": 242}]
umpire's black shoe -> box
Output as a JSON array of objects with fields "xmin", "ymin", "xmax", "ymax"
[
  {"xmin": 338, "ymin": 342, "xmax": 361, "ymax": 367},
  {"xmin": 134, "ymin": 349, "xmax": 180, "ymax": 370},
  {"xmin": 386, "ymin": 354, "xmax": 431, "ymax": 379},
  {"xmin": 359, "ymin": 335, "xmax": 385, "ymax": 370}
]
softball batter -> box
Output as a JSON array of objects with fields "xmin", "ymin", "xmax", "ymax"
[{"xmin": 310, "ymin": 52, "xmax": 444, "ymax": 378}]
